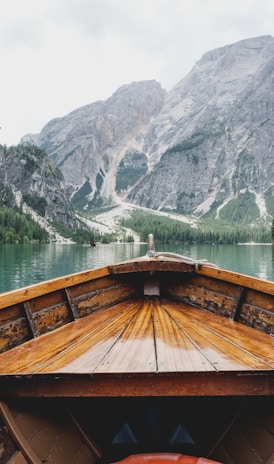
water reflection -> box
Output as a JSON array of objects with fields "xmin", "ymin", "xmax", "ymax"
[
  {"xmin": 156, "ymin": 243, "xmax": 274, "ymax": 281},
  {"xmin": 0, "ymin": 243, "xmax": 147, "ymax": 293},
  {"xmin": 1, "ymin": 242, "xmax": 274, "ymax": 293}
]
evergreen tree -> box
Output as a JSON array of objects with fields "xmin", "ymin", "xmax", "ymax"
[{"xmin": 0, "ymin": 206, "xmax": 49, "ymax": 243}]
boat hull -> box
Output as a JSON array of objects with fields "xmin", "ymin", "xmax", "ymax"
[{"xmin": 0, "ymin": 252, "xmax": 273, "ymax": 463}]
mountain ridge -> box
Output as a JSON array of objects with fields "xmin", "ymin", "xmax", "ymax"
[{"xmin": 19, "ymin": 34, "xmax": 274, "ymax": 230}]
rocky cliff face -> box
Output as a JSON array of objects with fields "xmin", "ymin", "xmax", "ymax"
[
  {"xmin": 128, "ymin": 35, "xmax": 274, "ymax": 224},
  {"xmin": 23, "ymin": 80, "xmax": 166, "ymax": 208},
  {"xmin": 22, "ymin": 35, "xmax": 274, "ymax": 225},
  {"xmin": 0, "ymin": 144, "xmax": 76, "ymax": 230}
]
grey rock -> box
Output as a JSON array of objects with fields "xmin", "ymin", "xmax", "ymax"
[
  {"xmin": 0, "ymin": 144, "xmax": 75, "ymax": 230},
  {"xmin": 21, "ymin": 35, "xmax": 274, "ymax": 225}
]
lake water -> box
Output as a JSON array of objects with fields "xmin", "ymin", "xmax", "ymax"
[{"xmin": 1, "ymin": 242, "xmax": 274, "ymax": 293}]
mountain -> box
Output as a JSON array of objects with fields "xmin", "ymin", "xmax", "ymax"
[
  {"xmin": 22, "ymin": 81, "xmax": 166, "ymax": 208},
  {"xmin": 21, "ymin": 35, "xmax": 274, "ymax": 226},
  {"xmin": 0, "ymin": 144, "xmax": 76, "ymax": 235}
]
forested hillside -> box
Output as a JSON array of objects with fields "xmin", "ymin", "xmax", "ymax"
[
  {"xmin": 120, "ymin": 211, "xmax": 271, "ymax": 244},
  {"xmin": 0, "ymin": 206, "xmax": 49, "ymax": 243}
]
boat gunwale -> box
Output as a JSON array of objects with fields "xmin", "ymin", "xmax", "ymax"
[
  {"xmin": 2, "ymin": 255, "xmax": 274, "ymax": 310},
  {"xmin": 196, "ymin": 264, "xmax": 274, "ymax": 296},
  {"xmin": 0, "ymin": 256, "xmax": 194, "ymax": 309},
  {"xmin": 0, "ymin": 265, "xmax": 111, "ymax": 309}
]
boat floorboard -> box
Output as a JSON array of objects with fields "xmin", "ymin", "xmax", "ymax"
[{"xmin": 0, "ymin": 297, "xmax": 273, "ymax": 377}]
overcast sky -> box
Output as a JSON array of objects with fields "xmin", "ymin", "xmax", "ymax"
[{"xmin": 0, "ymin": 0, "xmax": 274, "ymax": 146}]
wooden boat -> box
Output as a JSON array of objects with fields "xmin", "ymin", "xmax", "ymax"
[{"xmin": 0, "ymin": 235, "xmax": 273, "ymax": 464}]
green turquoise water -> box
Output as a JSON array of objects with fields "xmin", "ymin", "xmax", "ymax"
[{"xmin": 1, "ymin": 242, "xmax": 274, "ymax": 293}]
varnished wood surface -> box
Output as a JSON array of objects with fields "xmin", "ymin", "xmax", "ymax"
[
  {"xmin": 0, "ymin": 257, "xmax": 194, "ymax": 310},
  {"xmin": 197, "ymin": 263, "xmax": 274, "ymax": 296},
  {"xmin": 0, "ymin": 297, "xmax": 273, "ymax": 377},
  {"xmin": 0, "ymin": 266, "xmax": 111, "ymax": 309},
  {"xmin": 0, "ymin": 400, "xmax": 99, "ymax": 463},
  {"xmin": 2, "ymin": 254, "xmax": 274, "ymax": 310}
]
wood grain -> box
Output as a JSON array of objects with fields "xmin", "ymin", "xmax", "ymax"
[{"xmin": 0, "ymin": 298, "xmax": 272, "ymax": 376}]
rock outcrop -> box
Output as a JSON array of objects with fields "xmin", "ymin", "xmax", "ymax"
[{"xmin": 0, "ymin": 144, "xmax": 76, "ymax": 230}]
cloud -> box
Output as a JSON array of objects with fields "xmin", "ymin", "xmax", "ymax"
[{"xmin": 0, "ymin": 0, "xmax": 274, "ymax": 145}]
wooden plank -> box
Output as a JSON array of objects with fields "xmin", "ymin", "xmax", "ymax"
[
  {"xmin": 75, "ymin": 282, "xmax": 135, "ymax": 317},
  {"xmin": 239, "ymin": 303, "xmax": 274, "ymax": 334},
  {"xmin": 69, "ymin": 276, "xmax": 121, "ymax": 298},
  {"xmin": 65, "ymin": 403, "xmax": 102, "ymax": 459},
  {"xmin": 2, "ymin": 372, "xmax": 273, "ymax": 397},
  {"xmin": 0, "ymin": 298, "xmax": 273, "ymax": 377},
  {"xmin": 0, "ymin": 402, "xmax": 41, "ymax": 464},
  {"xmin": 168, "ymin": 283, "xmax": 235, "ymax": 317},
  {"xmin": 245, "ymin": 287, "xmax": 274, "ymax": 312},
  {"xmin": 9, "ymin": 401, "xmax": 99, "ymax": 463},
  {"xmin": 108, "ymin": 259, "xmax": 195, "ymax": 274},
  {"xmin": 28, "ymin": 290, "xmax": 65, "ymax": 312},
  {"xmin": 94, "ymin": 300, "xmax": 156, "ymax": 373},
  {"xmin": 11, "ymin": 408, "xmax": 46, "ymax": 441},
  {"xmin": 28, "ymin": 419, "xmax": 67, "ymax": 460},
  {"xmin": 163, "ymin": 302, "xmax": 273, "ymax": 371},
  {"xmin": 217, "ymin": 423, "xmax": 259, "ymax": 464},
  {"xmin": 0, "ymin": 302, "xmax": 139, "ymax": 375},
  {"xmin": 187, "ymin": 274, "xmax": 239, "ymax": 297},
  {"xmin": 39, "ymin": 301, "xmax": 141, "ymax": 373},
  {"xmin": 3, "ymin": 400, "xmax": 98, "ymax": 464},
  {"xmin": 242, "ymin": 419, "xmax": 274, "ymax": 462},
  {"xmin": 185, "ymin": 303, "xmax": 274, "ymax": 366},
  {"xmin": 64, "ymin": 288, "xmax": 79, "ymax": 320},
  {"xmin": 41, "ymin": 426, "xmax": 88, "ymax": 464},
  {"xmin": 197, "ymin": 264, "xmax": 274, "ymax": 297},
  {"xmin": 7, "ymin": 451, "xmax": 28, "ymax": 463},
  {"xmin": 231, "ymin": 286, "xmax": 246, "ymax": 321},
  {"xmin": 22, "ymin": 302, "xmax": 38, "ymax": 338},
  {"xmin": 0, "ymin": 305, "xmax": 22, "ymax": 324},
  {"xmin": 0, "ymin": 319, "xmax": 30, "ymax": 353},
  {"xmin": 33, "ymin": 303, "xmax": 71, "ymax": 334},
  {"xmin": 0, "ymin": 267, "xmax": 111, "ymax": 310},
  {"xmin": 153, "ymin": 300, "xmax": 214, "ymax": 372},
  {"xmin": 165, "ymin": 302, "xmax": 274, "ymax": 368}
]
